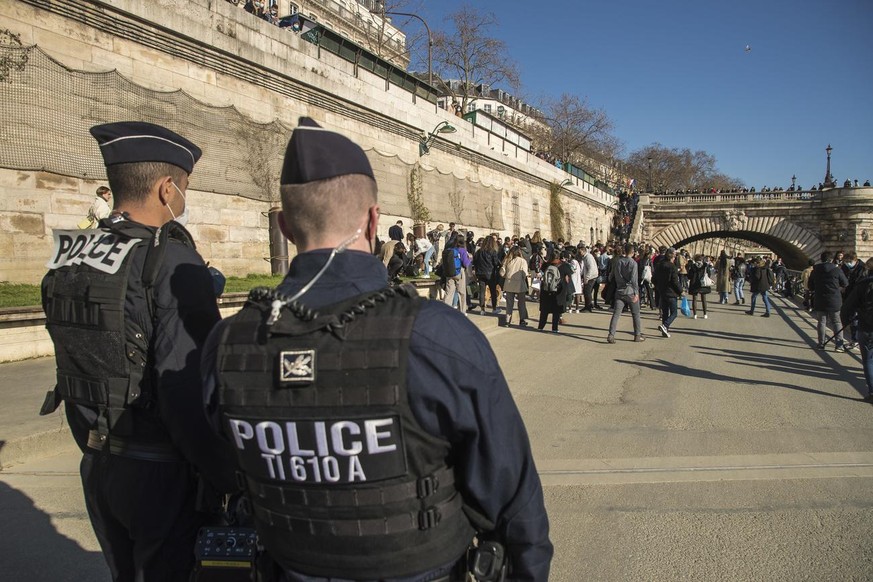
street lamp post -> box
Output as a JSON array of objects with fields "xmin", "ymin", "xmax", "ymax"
[
  {"xmin": 646, "ymin": 156, "xmax": 653, "ymax": 192},
  {"xmin": 824, "ymin": 144, "xmax": 835, "ymax": 188},
  {"xmin": 419, "ymin": 121, "xmax": 457, "ymax": 156},
  {"xmin": 372, "ymin": 8, "xmax": 433, "ymax": 86}
]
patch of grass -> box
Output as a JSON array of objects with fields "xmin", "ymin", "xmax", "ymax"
[
  {"xmin": 224, "ymin": 273, "xmax": 286, "ymax": 294},
  {"xmin": 0, "ymin": 282, "xmax": 42, "ymax": 309}
]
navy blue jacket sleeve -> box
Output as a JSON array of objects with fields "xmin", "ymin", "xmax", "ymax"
[
  {"xmin": 152, "ymin": 242, "xmax": 238, "ymax": 494},
  {"xmin": 406, "ymin": 301, "xmax": 553, "ymax": 581}
]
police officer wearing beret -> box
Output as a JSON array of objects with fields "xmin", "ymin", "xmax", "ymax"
[
  {"xmin": 201, "ymin": 118, "xmax": 553, "ymax": 581},
  {"xmin": 40, "ymin": 121, "xmax": 237, "ymax": 581}
]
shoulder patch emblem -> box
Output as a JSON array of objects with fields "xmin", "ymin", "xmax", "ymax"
[{"xmin": 280, "ymin": 350, "xmax": 316, "ymax": 384}]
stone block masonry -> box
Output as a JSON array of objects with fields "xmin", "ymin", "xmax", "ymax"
[{"xmin": 0, "ymin": 0, "xmax": 617, "ymax": 283}]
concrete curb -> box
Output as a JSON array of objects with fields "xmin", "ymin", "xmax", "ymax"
[{"xmin": 0, "ymin": 427, "xmax": 77, "ymax": 469}]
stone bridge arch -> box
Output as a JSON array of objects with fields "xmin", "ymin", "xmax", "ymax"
[{"xmin": 649, "ymin": 215, "xmax": 823, "ymax": 268}]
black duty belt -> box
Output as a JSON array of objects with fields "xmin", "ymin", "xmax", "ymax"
[
  {"xmin": 87, "ymin": 430, "xmax": 183, "ymax": 463},
  {"xmin": 252, "ymin": 491, "xmax": 465, "ymax": 536},
  {"xmin": 245, "ymin": 466, "xmax": 456, "ymax": 508}
]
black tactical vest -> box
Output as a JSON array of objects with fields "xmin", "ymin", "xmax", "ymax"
[
  {"xmin": 41, "ymin": 221, "xmax": 187, "ymax": 454},
  {"xmin": 216, "ymin": 286, "xmax": 475, "ymax": 579}
]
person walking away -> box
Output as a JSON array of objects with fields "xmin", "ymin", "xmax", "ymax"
[
  {"xmin": 580, "ymin": 245, "xmax": 599, "ymax": 312},
  {"xmin": 716, "ymin": 250, "xmax": 732, "ymax": 304},
  {"xmin": 443, "ymin": 233, "xmax": 471, "ymax": 313},
  {"xmin": 201, "ymin": 117, "xmax": 552, "ymax": 580},
  {"xmin": 594, "ymin": 246, "xmax": 611, "ymax": 309},
  {"xmin": 607, "ymin": 243, "xmax": 645, "ymax": 343},
  {"xmin": 732, "ymin": 255, "xmax": 747, "ymax": 305},
  {"xmin": 558, "ymin": 250, "xmax": 576, "ymax": 320},
  {"xmin": 677, "ymin": 250, "xmax": 689, "ymax": 292},
  {"xmin": 473, "ymin": 235, "xmax": 501, "ymax": 314},
  {"xmin": 840, "ymin": 251, "xmax": 867, "ymax": 350},
  {"xmin": 687, "ymin": 254, "xmax": 712, "ymax": 319},
  {"xmin": 653, "ymin": 247, "xmax": 682, "ymax": 338},
  {"xmin": 746, "ymin": 257, "xmax": 775, "ymax": 317},
  {"xmin": 801, "ymin": 259, "xmax": 815, "ymax": 312},
  {"xmin": 501, "ymin": 246, "xmax": 530, "ymax": 327},
  {"xmin": 41, "ymin": 122, "xmax": 236, "ymax": 581},
  {"xmin": 809, "ymin": 251, "xmax": 849, "ymax": 351},
  {"xmin": 538, "ymin": 253, "xmax": 566, "ymax": 332},
  {"xmin": 840, "ymin": 258, "xmax": 873, "ymax": 401},
  {"xmin": 570, "ymin": 247, "xmax": 584, "ymax": 312}
]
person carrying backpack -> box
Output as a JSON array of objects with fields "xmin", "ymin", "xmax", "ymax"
[
  {"xmin": 538, "ymin": 254, "xmax": 567, "ymax": 333},
  {"xmin": 442, "ymin": 233, "xmax": 471, "ymax": 313},
  {"xmin": 841, "ymin": 257, "xmax": 873, "ymax": 401}
]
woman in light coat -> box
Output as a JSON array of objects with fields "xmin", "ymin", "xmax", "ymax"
[{"xmin": 500, "ymin": 246, "xmax": 530, "ymax": 327}]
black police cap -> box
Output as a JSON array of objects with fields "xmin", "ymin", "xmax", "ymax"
[
  {"xmin": 280, "ymin": 117, "xmax": 374, "ymax": 185},
  {"xmin": 89, "ymin": 121, "xmax": 202, "ymax": 175}
]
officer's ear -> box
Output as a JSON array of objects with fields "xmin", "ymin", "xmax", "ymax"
[
  {"xmin": 156, "ymin": 176, "xmax": 174, "ymax": 206},
  {"xmin": 277, "ymin": 211, "xmax": 296, "ymax": 245},
  {"xmin": 366, "ymin": 205, "xmax": 380, "ymax": 243}
]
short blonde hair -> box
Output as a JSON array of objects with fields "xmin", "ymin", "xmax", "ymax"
[{"xmin": 280, "ymin": 174, "xmax": 377, "ymax": 248}]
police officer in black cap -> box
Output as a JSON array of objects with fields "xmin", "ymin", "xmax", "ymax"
[
  {"xmin": 40, "ymin": 121, "xmax": 236, "ymax": 581},
  {"xmin": 201, "ymin": 118, "xmax": 553, "ymax": 581}
]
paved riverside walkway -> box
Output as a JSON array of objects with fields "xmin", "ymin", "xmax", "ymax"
[{"xmin": 2, "ymin": 294, "xmax": 873, "ymax": 580}]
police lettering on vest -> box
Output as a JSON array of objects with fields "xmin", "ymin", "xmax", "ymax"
[
  {"xmin": 46, "ymin": 229, "xmax": 142, "ymax": 274},
  {"xmin": 227, "ymin": 416, "xmax": 406, "ymax": 484}
]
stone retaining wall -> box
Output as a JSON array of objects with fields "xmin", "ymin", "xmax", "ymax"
[{"xmin": 0, "ymin": 0, "xmax": 617, "ymax": 283}]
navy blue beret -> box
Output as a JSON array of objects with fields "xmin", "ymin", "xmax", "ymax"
[
  {"xmin": 280, "ymin": 117, "xmax": 374, "ymax": 185},
  {"xmin": 89, "ymin": 121, "xmax": 202, "ymax": 174}
]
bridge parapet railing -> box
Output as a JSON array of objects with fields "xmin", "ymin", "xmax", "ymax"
[{"xmin": 644, "ymin": 191, "xmax": 822, "ymax": 205}]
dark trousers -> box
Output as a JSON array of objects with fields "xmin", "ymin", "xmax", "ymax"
[
  {"xmin": 538, "ymin": 292, "xmax": 563, "ymax": 331},
  {"xmin": 81, "ymin": 450, "xmax": 204, "ymax": 582},
  {"xmin": 660, "ymin": 295, "xmax": 678, "ymax": 329},
  {"xmin": 583, "ymin": 279, "xmax": 597, "ymax": 309},
  {"xmin": 477, "ymin": 276, "xmax": 498, "ymax": 309}
]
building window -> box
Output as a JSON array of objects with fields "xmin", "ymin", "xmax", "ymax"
[
  {"xmin": 483, "ymin": 104, "xmax": 492, "ymax": 113},
  {"xmin": 288, "ymin": 3, "xmax": 298, "ymax": 14}
]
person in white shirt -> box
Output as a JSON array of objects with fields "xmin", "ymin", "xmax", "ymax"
[
  {"xmin": 415, "ymin": 236, "xmax": 434, "ymax": 276},
  {"xmin": 580, "ymin": 246, "xmax": 599, "ymax": 311},
  {"xmin": 81, "ymin": 186, "xmax": 111, "ymax": 228}
]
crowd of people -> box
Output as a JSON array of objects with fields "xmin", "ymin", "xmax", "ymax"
[
  {"xmin": 378, "ymin": 225, "xmax": 872, "ymax": 368},
  {"xmin": 649, "ymin": 179, "xmax": 871, "ymax": 196},
  {"xmin": 226, "ymin": 0, "xmax": 281, "ymax": 25}
]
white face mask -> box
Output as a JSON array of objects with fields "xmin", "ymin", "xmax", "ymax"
[
  {"xmin": 169, "ymin": 182, "xmax": 189, "ymax": 226},
  {"xmin": 846, "ymin": 261, "xmax": 856, "ymax": 268}
]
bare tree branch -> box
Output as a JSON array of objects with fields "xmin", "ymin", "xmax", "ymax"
[{"xmin": 432, "ymin": 6, "xmax": 520, "ymax": 112}]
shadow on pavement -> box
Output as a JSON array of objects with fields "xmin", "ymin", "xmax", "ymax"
[
  {"xmin": 616, "ymin": 358, "xmax": 865, "ymax": 403},
  {"xmin": 694, "ymin": 346, "xmax": 866, "ymax": 387},
  {"xmin": 0, "ymin": 442, "xmax": 107, "ymax": 581}
]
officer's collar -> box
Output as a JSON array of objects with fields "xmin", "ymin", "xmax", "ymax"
[{"xmin": 279, "ymin": 250, "xmax": 386, "ymax": 305}]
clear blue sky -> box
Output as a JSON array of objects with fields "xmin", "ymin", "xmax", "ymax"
[{"xmin": 403, "ymin": 0, "xmax": 872, "ymax": 189}]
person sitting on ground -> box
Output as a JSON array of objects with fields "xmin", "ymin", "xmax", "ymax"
[{"xmin": 386, "ymin": 242, "xmax": 407, "ymax": 284}]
